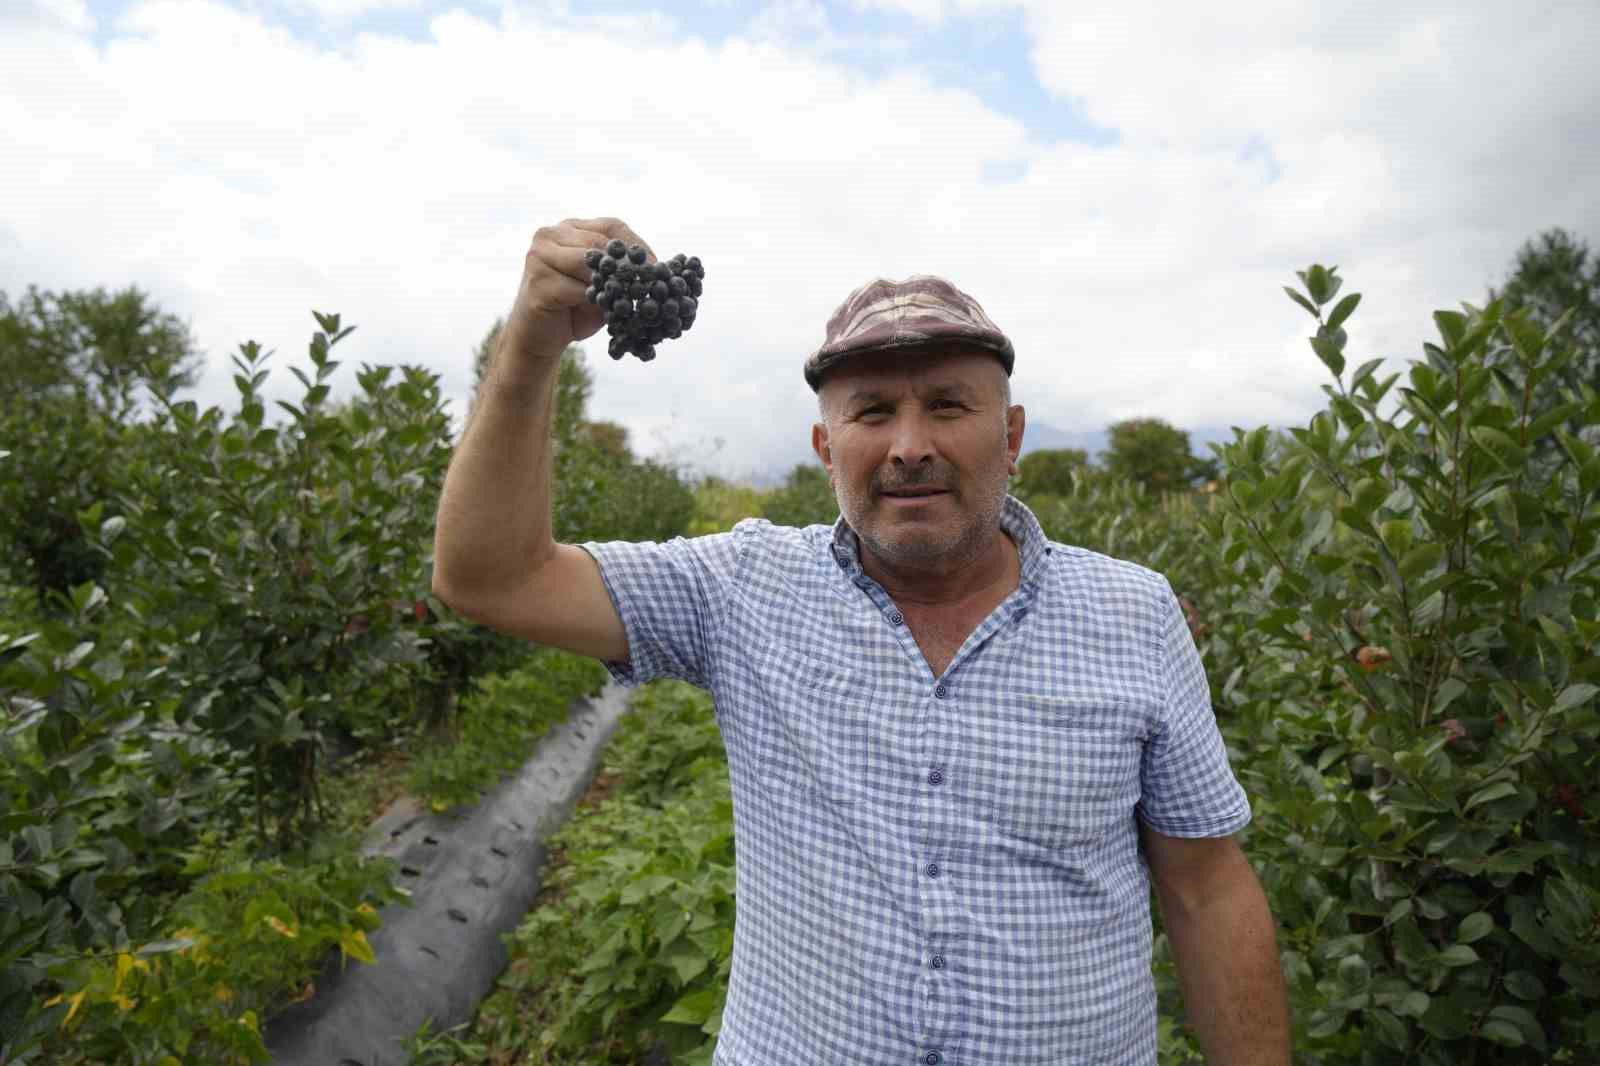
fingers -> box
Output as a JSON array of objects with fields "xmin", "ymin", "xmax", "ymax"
[
  {"xmin": 567, "ymin": 216, "xmax": 655, "ymax": 263},
  {"xmin": 530, "ymin": 223, "xmax": 601, "ymax": 286}
]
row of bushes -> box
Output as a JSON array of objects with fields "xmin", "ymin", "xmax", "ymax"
[
  {"xmin": 1, "ymin": 303, "xmax": 686, "ymax": 1062},
  {"xmin": 458, "ymin": 265, "xmax": 1598, "ymax": 1064}
]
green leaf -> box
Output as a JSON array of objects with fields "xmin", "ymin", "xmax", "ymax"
[
  {"xmin": 1284, "ymin": 286, "xmax": 1320, "ymax": 318},
  {"xmin": 1465, "ymin": 781, "xmax": 1517, "ymax": 810},
  {"xmin": 1436, "ymin": 944, "xmax": 1478, "ymax": 967},
  {"xmin": 1501, "ymin": 970, "xmax": 1545, "ymax": 1000},
  {"xmin": 1310, "ymin": 335, "xmax": 1346, "ymax": 377},
  {"xmin": 1480, "ymin": 1019, "xmax": 1524, "ymax": 1047},
  {"xmin": 661, "ymin": 987, "xmax": 720, "ymax": 1026},
  {"xmin": 1433, "ymin": 310, "xmax": 1467, "ymax": 349},
  {"xmin": 1488, "ymin": 1004, "xmax": 1545, "ymax": 1049},
  {"xmin": 1326, "ymin": 292, "xmax": 1362, "ymax": 331},
  {"xmin": 1553, "ymin": 682, "xmax": 1597, "ymax": 715},
  {"xmin": 1456, "ymin": 912, "xmax": 1493, "ymax": 943}
]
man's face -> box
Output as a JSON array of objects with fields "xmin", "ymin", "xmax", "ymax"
[{"xmin": 812, "ymin": 348, "xmax": 1025, "ymax": 569}]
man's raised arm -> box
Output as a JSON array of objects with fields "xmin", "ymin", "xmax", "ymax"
[{"xmin": 431, "ymin": 218, "xmax": 646, "ymax": 663}]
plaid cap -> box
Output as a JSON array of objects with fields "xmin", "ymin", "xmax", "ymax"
[{"xmin": 804, "ymin": 274, "xmax": 1014, "ymax": 392}]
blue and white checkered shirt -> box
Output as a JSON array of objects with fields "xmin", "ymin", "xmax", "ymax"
[{"xmin": 582, "ymin": 495, "xmax": 1250, "ymax": 1066}]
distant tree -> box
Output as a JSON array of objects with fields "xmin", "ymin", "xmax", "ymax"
[
  {"xmin": 1489, "ymin": 228, "xmax": 1599, "ymax": 442},
  {"xmin": 762, "ymin": 463, "xmax": 840, "ymax": 528},
  {"xmin": 0, "ymin": 284, "xmax": 202, "ymax": 419},
  {"xmin": 0, "ymin": 285, "xmax": 202, "ymax": 608},
  {"xmin": 689, "ymin": 476, "xmax": 767, "ymax": 535},
  {"xmin": 1013, "ymin": 448, "xmax": 1089, "ymax": 501},
  {"xmin": 1102, "ymin": 417, "xmax": 1199, "ymax": 495},
  {"xmin": 579, "ymin": 420, "xmax": 631, "ymax": 460}
]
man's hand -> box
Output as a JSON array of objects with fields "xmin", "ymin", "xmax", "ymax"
[{"xmin": 503, "ymin": 217, "xmax": 653, "ymax": 366}]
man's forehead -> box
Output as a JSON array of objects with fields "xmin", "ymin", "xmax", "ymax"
[{"xmin": 822, "ymin": 348, "xmax": 1006, "ymax": 399}]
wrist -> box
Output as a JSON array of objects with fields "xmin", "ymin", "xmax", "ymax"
[{"xmin": 492, "ymin": 320, "xmax": 566, "ymax": 383}]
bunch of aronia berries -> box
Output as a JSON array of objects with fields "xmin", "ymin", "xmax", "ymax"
[{"xmin": 584, "ymin": 239, "xmax": 705, "ymax": 362}]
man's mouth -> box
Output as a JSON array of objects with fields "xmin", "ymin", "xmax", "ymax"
[{"xmin": 880, "ymin": 486, "xmax": 949, "ymax": 499}]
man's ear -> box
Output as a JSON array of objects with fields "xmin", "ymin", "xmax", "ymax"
[
  {"xmin": 811, "ymin": 421, "xmax": 832, "ymax": 471},
  {"xmin": 1006, "ymin": 404, "xmax": 1026, "ymax": 475}
]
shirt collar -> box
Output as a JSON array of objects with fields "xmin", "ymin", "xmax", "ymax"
[{"xmin": 829, "ymin": 494, "xmax": 1051, "ymax": 590}]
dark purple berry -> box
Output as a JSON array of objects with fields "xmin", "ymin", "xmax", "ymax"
[
  {"xmin": 585, "ymin": 248, "xmax": 603, "ymax": 270},
  {"xmin": 662, "ymin": 298, "xmax": 680, "ymax": 318},
  {"xmin": 598, "ymin": 255, "xmax": 618, "ymax": 276},
  {"xmin": 686, "ymin": 275, "xmax": 702, "ymax": 297},
  {"xmin": 635, "ymin": 344, "xmax": 657, "ymax": 362},
  {"xmin": 640, "ymin": 298, "xmax": 660, "ymax": 321},
  {"xmin": 627, "ymin": 243, "xmax": 648, "ymax": 264},
  {"xmin": 652, "ymin": 262, "xmax": 671, "ymax": 281},
  {"xmin": 584, "ymin": 285, "xmax": 598, "ymax": 304},
  {"xmin": 679, "ymin": 295, "xmax": 697, "ymax": 314},
  {"xmin": 626, "ymin": 281, "xmax": 646, "ymax": 301},
  {"xmin": 668, "ymin": 275, "xmax": 688, "ymax": 297},
  {"xmin": 606, "ymin": 239, "xmax": 627, "ymax": 258},
  {"xmin": 616, "ymin": 262, "xmax": 637, "ymax": 284},
  {"xmin": 686, "ymin": 256, "xmax": 702, "ymax": 276},
  {"xmin": 651, "ymin": 280, "xmax": 670, "ymax": 302}
]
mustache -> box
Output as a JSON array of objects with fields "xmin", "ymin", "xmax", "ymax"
[{"xmin": 874, "ymin": 467, "xmax": 954, "ymax": 493}]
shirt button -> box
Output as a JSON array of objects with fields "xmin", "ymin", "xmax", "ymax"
[
  {"xmin": 927, "ymin": 769, "xmax": 944, "ymax": 786},
  {"xmin": 925, "ymin": 862, "xmax": 941, "ymax": 879},
  {"xmin": 933, "ymin": 683, "xmax": 949, "ymax": 699},
  {"xmin": 925, "ymin": 1053, "xmax": 944, "ymax": 1065},
  {"xmin": 931, "ymin": 954, "xmax": 946, "ymax": 969},
  {"xmin": 889, "ymin": 610, "xmax": 904, "ymax": 625}
]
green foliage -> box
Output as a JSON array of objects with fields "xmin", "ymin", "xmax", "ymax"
[
  {"xmin": 41, "ymin": 833, "xmax": 404, "ymax": 1066},
  {"xmin": 0, "ymin": 286, "xmax": 201, "ymax": 610},
  {"xmin": 530, "ymin": 345, "xmax": 697, "ymax": 545},
  {"xmin": 1, "ymin": 581, "xmax": 238, "ymax": 1065},
  {"xmin": 1489, "ymin": 228, "xmax": 1599, "ymax": 451},
  {"xmin": 0, "ymin": 298, "xmax": 632, "ymax": 1060},
  {"xmin": 759, "ymin": 463, "xmax": 839, "ymax": 528},
  {"xmin": 94, "ymin": 315, "xmax": 448, "ymax": 845},
  {"xmin": 1104, "ymin": 417, "xmax": 1207, "ymax": 495},
  {"xmin": 407, "ymin": 649, "xmax": 609, "ymax": 811},
  {"xmin": 475, "ymin": 682, "xmax": 732, "ymax": 1065},
  {"xmin": 1012, "ymin": 447, "xmax": 1089, "ymax": 504},
  {"xmin": 1212, "ymin": 265, "xmax": 1600, "ymax": 1063},
  {"xmin": 687, "ymin": 477, "xmax": 766, "ymax": 536}
]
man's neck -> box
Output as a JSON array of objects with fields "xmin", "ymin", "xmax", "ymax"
[{"xmin": 859, "ymin": 526, "xmax": 1021, "ymax": 610}]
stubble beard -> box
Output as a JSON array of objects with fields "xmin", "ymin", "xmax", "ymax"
[{"xmin": 835, "ymin": 457, "xmax": 1011, "ymax": 572}]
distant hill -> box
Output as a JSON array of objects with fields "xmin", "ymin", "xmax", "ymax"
[{"xmin": 1021, "ymin": 421, "xmax": 1246, "ymax": 462}]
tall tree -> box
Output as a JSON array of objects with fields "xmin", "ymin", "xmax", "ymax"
[
  {"xmin": 1490, "ymin": 228, "xmax": 1599, "ymax": 439},
  {"xmin": 1102, "ymin": 417, "xmax": 1199, "ymax": 495},
  {"xmin": 0, "ymin": 285, "xmax": 201, "ymax": 420},
  {"xmin": 0, "ymin": 285, "xmax": 202, "ymax": 608}
]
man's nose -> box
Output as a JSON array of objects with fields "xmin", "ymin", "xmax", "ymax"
[{"xmin": 887, "ymin": 412, "xmax": 936, "ymax": 467}]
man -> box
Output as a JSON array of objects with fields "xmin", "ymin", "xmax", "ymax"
[{"xmin": 432, "ymin": 217, "xmax": 1291, "ymax": 1065}]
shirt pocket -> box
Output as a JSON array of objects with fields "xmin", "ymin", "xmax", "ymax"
[
  {"xmin": 984, "ymin": 695, "xmax": 1143, "ymax": 851},
  {"xmin": 748, "ymin": 644, "xmax": 879, "ymax": 806}
]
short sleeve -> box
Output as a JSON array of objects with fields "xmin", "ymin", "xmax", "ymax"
[
  {"xmin": 1137, "ymin": 583, "xmax": 1252, "ymax": 838},
  {"xmin": 579, "ymin": 521, "xmax": 755, "ymax": 690}
]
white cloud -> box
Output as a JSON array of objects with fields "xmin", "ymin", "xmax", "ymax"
[{"xmin": 2, "ymin": 0, "xmax": 1597, "ymax": 482}]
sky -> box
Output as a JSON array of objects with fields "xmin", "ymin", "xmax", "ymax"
[{"xmin": 4, "ymin": 0, "xmax": 1599, "ymax": 481}]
